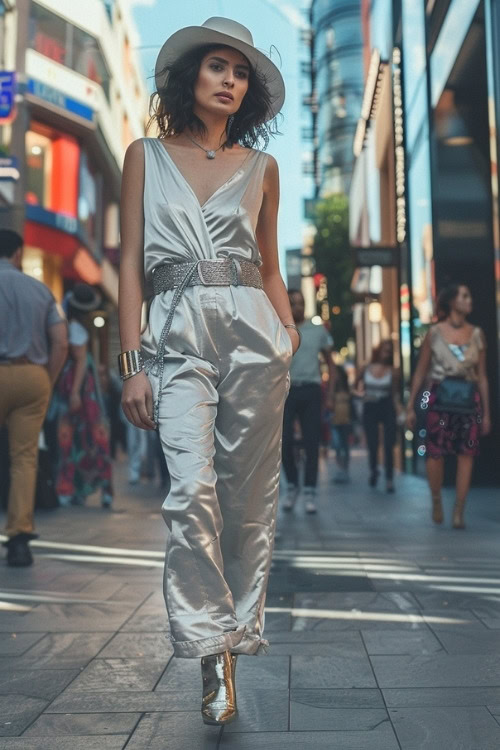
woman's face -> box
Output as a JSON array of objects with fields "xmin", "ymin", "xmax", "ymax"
[
  {"xmin": 452, "ymin": 286, "xmax": 473, "ymax": 315},
  {"xmin": 380, "ymin": 342, "xmax": 393, "ymax": 363},
  {"xmin": 289, "ymin": 292, "xmax": 305, "ymax": 322},
  {"xmin": 193, "ymin": 47, "xmax": 250, "ymax": 120}
]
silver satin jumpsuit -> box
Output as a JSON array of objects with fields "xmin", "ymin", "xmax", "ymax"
[{"xmin": 140, "ymin": 138, "xmax": 292, "ymax": 658}]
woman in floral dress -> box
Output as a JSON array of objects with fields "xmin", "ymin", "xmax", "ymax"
[{"xmin": 50, "ymin": 284, "xmax": 113, "ymax": 507}]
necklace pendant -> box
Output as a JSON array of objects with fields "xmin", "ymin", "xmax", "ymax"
[{"xmin": 206, "ymin": 150, "xmax": 216, "ymax": 159}]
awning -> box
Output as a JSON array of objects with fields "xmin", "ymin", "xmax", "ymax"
[
  {"xmin": 25, "ymin": 220, "xmax": 80, "ymax": 261},
  {"xmin": 25, "ymin": 220, "xmax": 103, "ymax": 285}
]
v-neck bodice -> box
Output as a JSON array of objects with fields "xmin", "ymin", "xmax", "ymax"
[{"xmin": 142, "ymin": 137, "xmax": 268, "ymax": 281}]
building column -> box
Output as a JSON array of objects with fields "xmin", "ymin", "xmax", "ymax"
[{"xmin": 8, "ymin": 0, "xmax": 30, "ymax": 233}]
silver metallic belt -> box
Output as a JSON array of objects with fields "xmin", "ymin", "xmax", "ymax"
[
  {"xmin": 152, "ymin": 258, "xmax": 263, "ymax": 294},
  {"xmin": 145, "ymin": 258, "xmax": 263, "ymax": 423}
]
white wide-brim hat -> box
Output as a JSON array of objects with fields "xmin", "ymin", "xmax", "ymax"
[{"xmin": 155, "ymin": 16, "xmax": 285, "ymax": 121}]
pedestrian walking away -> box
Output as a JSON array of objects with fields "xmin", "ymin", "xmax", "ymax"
[
  {"xmin": 406, "ymin": 283, "xmax": 490, "ymax": 529},
  {"xmin": 355, "ymin": 340, "xmax": 400, "ymax": 493},
  {"xmin": 331, "ymin": 364, "xmax": 353, "ymax": 484},
  {"xmin": 0, "ymin": 229, "xmax": 68, "ymax": 566},
  {"xmin": 118, "ymin": 16, "xmax": 297, "ymax": 726},
  {"xmin": 282, "ymin": 289, "xmax": 334, "ymax": 513},
  {"xmin": 48, "ymin": 284, "xmax": 114, "ymax": 508}
]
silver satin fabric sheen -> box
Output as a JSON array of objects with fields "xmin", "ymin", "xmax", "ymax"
[{"xmin": 141, "ymin": 138, "xmax": 292, "ymax": 658}]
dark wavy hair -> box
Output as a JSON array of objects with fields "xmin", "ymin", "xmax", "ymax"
[
  {"xmin": 436, "ymin": 282, "xmax": 469, "ymax": 320},
  {"xmin": 0, "ymin": 229, "xmax": 22, "ymax": 258},
  {"xmin": 148, "ymin": 44, "xmax": 280, "ymax": 149},
  {"xmin": 371, "ymin": 339, "xmax": 394, "ymax": 365}
]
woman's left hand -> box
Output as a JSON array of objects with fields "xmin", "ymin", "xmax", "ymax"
[
  {"xmin": 482, "ymin": 414, "xmax": 491, "ymax": 436},
  {"xmin": 286, "ymin": 328, "xmax": 300, "ymax": 355}
]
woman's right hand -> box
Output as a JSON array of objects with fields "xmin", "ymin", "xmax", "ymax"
[
  {"xmin": 121, "ymin": 371, "xmax": 156, "ymax": 431},
  {"xmin": 406, "ymin": 407, "xmax": 417, "ymax": 431}
]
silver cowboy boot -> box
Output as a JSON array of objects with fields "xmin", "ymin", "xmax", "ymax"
[{"xmin": 201, "ymin": 650, "xmax": 238, "ymax": 725}]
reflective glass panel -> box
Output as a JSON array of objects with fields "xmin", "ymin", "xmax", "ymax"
[{"xmin": 402, "ymin": 0, "xmax": 434, "ymax": 329}]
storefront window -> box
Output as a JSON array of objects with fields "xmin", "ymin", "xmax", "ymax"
[
  {"xmin": 73, "ymin": 26, "xmax": 110, "ymax": 99},
  {"xmin": 28, "ymin": 3, "xmax": 68, "ymax": 67},
  {"xmin": 25, "ymin": 130, "xmax": 52, "ymax": 208},
  {"xmin": 29, "ymin": 2, "xmax": 110, "ymax": 101}
]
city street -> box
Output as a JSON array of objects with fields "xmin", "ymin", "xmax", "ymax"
[{"xmin": 1, "ymin": 453, "xmax": 500, "ymax": 748}]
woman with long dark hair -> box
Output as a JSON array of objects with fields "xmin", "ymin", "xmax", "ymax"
[
  {"xmin": 50, "ymin": 284, "xmax": 113, "ymax": 508},
  {"xmin": 118, "ymin": 18, "xmax": 297, "ymax": 725},
  {"xmin": 355, "ymin": 339, "xmax": 399, "ymax": 492},
  {"xmin": 406, "ymin": 283, "xmax": 490, "ymax": 528}
]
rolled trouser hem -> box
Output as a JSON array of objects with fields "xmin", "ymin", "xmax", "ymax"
[
  {"xmin": 171, "ymin": 625, "xmax": 246, "ymax": 658},
  {"xmin": 231, "ymin": 632, "xmax": 269, "ymax": 655}
]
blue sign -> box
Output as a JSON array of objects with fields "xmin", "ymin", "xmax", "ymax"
[
  {"xmin": 26, "ymin": 204, "xmax": 79, "ymax": 234},
  {"xmin": 0, "ymin": 71, "xmax": 16, "ymax": 120},
  {"xmin": 27, "ymin": 79, "xmax": 94, "ymax": 122}
]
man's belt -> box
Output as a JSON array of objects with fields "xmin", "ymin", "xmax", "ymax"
[
  {"xmin": 152, "ymin": 258, "xmax": 263, "ymax": 295},
  {"xmin": 0, "ymin": 356, "xmax": 35, "ymax": 365}
]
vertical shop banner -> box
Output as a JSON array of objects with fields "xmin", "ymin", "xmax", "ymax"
[{"xmin": 0, "ymin": 71, "xmax": 16, "ymax": 122}]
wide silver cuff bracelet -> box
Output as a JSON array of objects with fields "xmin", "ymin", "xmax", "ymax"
[{"xmin": 118, "ymin": 350, "xmax": 144, "ymax": 380}]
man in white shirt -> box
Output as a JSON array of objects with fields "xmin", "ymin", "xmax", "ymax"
[{"xmin": 282, "ymin": 289, "xmax": 335, "ymax": 513}]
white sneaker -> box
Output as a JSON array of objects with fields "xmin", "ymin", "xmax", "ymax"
[
  {"xmin": 283, "ymin": 484, "xmax": 299, "ymax": 511},
  {"xmin": 304, "ymin": 488, "xmax": 317, "ymax": 514}
]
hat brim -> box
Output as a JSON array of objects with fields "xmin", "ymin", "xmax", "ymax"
[
  {"xmin": 67, "ymin": 291, "xmax": 102, "ymax": 312},
  {"xmin": 155, "ymin": 26, "xmax": 285, "ymax": 120}
]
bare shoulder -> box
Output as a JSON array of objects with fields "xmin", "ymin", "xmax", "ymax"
[
  {"xmin": 262, "ymin": 152, "xmax": 279, "ymax": 193},
  {"xmin": 476, "ymin": 326, "xmax": 487, "ymax": 347},
  {"xmin": 263, "ymin": 152, "xmax": 278, "ymax": 172},
  {"xmin": 123, "ymin": 139, "xmax": 145, "ymax": 183},
  {"xmin": 125, "ymin": 138, "xmax": 145, "ymax": 159}
]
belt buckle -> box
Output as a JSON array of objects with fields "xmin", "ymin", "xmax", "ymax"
[{"xmin": 197, "ymin": 259, "xmax": 236, "ymax": 286}]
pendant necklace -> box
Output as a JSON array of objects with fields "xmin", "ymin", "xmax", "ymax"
[{"xmin": 186, "ymin": 134, "xmax": 225, "ymax": 160}]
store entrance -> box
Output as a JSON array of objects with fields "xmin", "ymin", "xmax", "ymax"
[{"xmin": 432, "ymin": 2, "xmax": 499, "ymax": 483}]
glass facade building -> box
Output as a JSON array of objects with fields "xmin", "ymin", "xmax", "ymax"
[
  {"xmin": 350, "ymin": 0, "xmax": 500, "ymax": 482},
  {"xmin": 310, "ymin": 0, "xmax": 364, "ymax": 195}
]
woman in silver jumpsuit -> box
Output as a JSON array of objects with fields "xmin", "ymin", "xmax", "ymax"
[{"xmin": 118, "ymin": 18, "xmax": 299, "ymax": 725}]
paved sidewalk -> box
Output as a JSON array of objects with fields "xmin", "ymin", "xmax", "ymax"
[{"xmin": 1, "ymin": 452, "xmax": 500, "ymax": 749}]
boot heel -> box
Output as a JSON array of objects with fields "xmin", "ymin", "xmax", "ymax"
[{"xmin": 201, "ymin": 650, "xmax": 238, "ymax": 725}]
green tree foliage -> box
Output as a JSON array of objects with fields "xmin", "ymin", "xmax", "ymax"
[{"xmin": 312, "ymin": 194, "xmax": 354, "ymax": 349}]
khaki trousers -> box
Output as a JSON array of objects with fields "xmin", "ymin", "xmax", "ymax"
[{"xmin": 0, "ymin": 364, "xmax": 51, "ymax": 537}]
